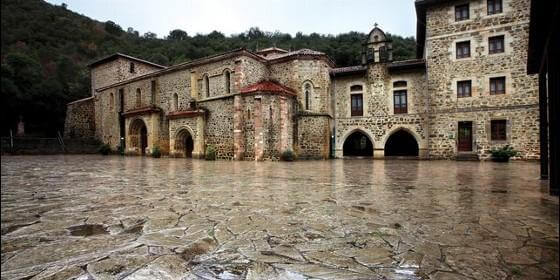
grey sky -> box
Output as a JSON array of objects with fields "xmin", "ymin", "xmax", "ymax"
[{"xmin": 45, "ymin": 0, "xmax": 417, "ymax": 38}]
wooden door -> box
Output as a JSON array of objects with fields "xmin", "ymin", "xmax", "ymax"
[{"xmin": 458, "ymin": 121, "xmax": 473, "ymax": 151}]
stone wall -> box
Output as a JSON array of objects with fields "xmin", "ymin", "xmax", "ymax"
[
  {"xmin": 425, "ymin": 0, "xmax": 539, "ymax": 159},
  {"xmin": 91, "ymin": 57, "xmax": 161, "ymax": 96},
  {"xmin": 296, "ymin": 115, "xmax": 331, "ymax": 159},
  {"xmin": 64, "ymin": 97, "xmax": 95, "ymax": 139}
]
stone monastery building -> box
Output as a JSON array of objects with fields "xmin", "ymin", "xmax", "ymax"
[{"xmin": 65, "ymin": 0, "xmax": 539, "ymax": 160}]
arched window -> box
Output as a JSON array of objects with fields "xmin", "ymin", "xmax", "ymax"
[
  {"xmin": 204, "ymin": 75, "xmax": 210, "ymax": 97},
  {"xmin": 173, "ymin": 93, "xmax": 179, "ymax": 111},
  {"xmin": 304, "ymin": 82, "xmax": 312, "ymax": 111},
  {"xmin": 350, "ymin": 85, "xmax": 363, "ymax": 116},
  {"xmin": 110, "ymin": 92, "xmax": 114, "ymax": 110},
  {"xmin": 224, "ymin": 70, "xmax": 231, "ymax": 94},
  {"xmin": 129, "ymin": 62, "xmax": 135, "ymax": 73},
  {"xmin": 136, "ymin": 88, "xmax": 141, "ymax": 107},
  {"xmin": 247, "ymin": 108, "xmax": 251, "ymax": 120}
]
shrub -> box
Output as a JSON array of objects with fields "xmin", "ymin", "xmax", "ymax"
[
  {"xmin": 280, "ymin": 149, "xmax": 295, "ymax": 161},
  {"xmin": 151, "ymin": 146, "xmax": 161, "ymax": 158},
  {"xmin": 205, "ymin": 145, "xmax": 216, "ymax": 160},
  {"xmin": 490, "ymin": 145, "xmax": 518, "ymax": 162},
  {"xmin": 98, "ymin": 143, "xmax": 111, "ymax": 155}
]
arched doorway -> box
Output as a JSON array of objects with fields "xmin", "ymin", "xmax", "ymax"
[
  {"xmin": 343, "ymin": 131, "xmax": 373, "ymax": 157},
  {"xmin": 130, "ymin": 119, "xmax": 148, "ymax": 155},
  {"xmin": 175, "ymin": 129, "xmax": 194, "ymax": 158},
  {"xmin": 385, "ymin": 130, "xmax": 419, "ymax": 157}
]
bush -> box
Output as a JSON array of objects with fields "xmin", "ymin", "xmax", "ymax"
[
  {"xmin": 151, "ymin": 146, "xmax": 161, "ymax": 158},
  {"xmin": 280, "ymin": 149, "xmax": 296, "ymax": 161},
  {"xmin": 205, "ymin": 145, "xmax": 216, "ymax": 160},
  {"xmin": 98, "ymin": 143, "xmax": 111, "ymax": 155},
  {"xmin": 490, "ymin": 145, "xmax": 518, "ymax": 162}
]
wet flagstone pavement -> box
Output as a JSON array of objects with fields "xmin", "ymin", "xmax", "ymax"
[{"xmin": 1, "ymin": 155, "xmax": 558, "ymax": 279}]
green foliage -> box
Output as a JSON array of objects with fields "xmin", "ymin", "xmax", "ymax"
[
  {"xmin": 205, "ymin": 145, "xmax": 216, "ymax": 161},
  {"xmin": 490, "ymin": 145, "xmax": 518, "ymax": 161},
  {"xmin": 1, "ymin": 0, "xmax": 417, "ymax": 137},
  {"xmin": 98, "ymin": 143, "xmax": 111, "ymax": 155},
  {"xmin": 151, "ymin": 146, "xmax": 161, "ymax": 158},
  {"xmin": 280, "ymin": 149, "xmax": 296, "ymax": 161}
]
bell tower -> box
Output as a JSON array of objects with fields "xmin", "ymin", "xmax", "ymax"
[{"xmin": 362, "ymin": 23, "xmax": 393, "ymax": 64}]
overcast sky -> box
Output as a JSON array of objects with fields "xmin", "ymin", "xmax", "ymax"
[{"xmin": 45, "ymin": 0, "xmax": 417, "ymax": 38}]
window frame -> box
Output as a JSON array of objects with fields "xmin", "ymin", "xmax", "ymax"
[
  {"xmin": 456, "ymin": 41, "xmax": 471, "ymax": 59},
  {"xmin": 487, "ymin": 0, "xmax": 503, "ymax": 15},
  {"xmin": 457, "ymin": 80, "xmax": 472, "ymax": 98},
  {"xmin": 488, "ymin": 35, "xmax": 505, "ymax": 54},
  {"xmin": 393, "ymin": 90, "xmax": 408, "ymax": 114},
  {"xmin": 489, "ymin": 77, "xmax": 506, "ymax": 95},
  {"xmin": 224, "ymin": 70, "xmax": 231, "ymax": 94},
  {"xmin": 455, "ymin": 4, "xmax": 470, "ymax": 21},
  {"xmin": 304, "ymin": 83, "xmax": 312, "ymax": 111},
  {"xmin": 350, "ymin": 94, "xmax": 363, "ymax": 117},
  {"xmin": 491, "ymin": 119, "xmax": 507, "ymax": 141}
]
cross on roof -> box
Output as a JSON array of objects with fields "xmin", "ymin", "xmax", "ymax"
[{"xmin": 374, "ymin": 22, "xmax": 378, "ymax": 28}]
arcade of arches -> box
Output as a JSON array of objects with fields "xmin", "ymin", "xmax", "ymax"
[
  {"xmin": 175, "ymin": 129, "xmax": 194, "ymax": 158},
  {"xmin": 129, "ymin": 119, "xmax": 148, "ymax": 155},
  {"xmin": 385, "ymin": 130, "xmax": 419, "ymax": 157},
  {"xmin": 343, "ymin": 131, "xmax": 373, "ymax": 157}
]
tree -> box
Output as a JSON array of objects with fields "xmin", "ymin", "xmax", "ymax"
[
  {"xmin": 104, "ymin": 21, "xmax": 123, "ymax": 36},
  {"xmin": 168, "ymin": 29, "xmax": 188, "ymax": 40},
  {"xmin": 143, "ymin": 32, "xmax": 157, "ymax": 39}
]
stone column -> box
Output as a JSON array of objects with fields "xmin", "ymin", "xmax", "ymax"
[
  {"xmin": 193, "ymin": 114, "xmax": 206, "ymax": 159},
  {"xmin": 254, "ymin": 96, "xmax": 264, "ymax": 161},
  {"xmin": 234, "ymin": 59, "xmax": 244, "ymax": 92},
  {"xmin": 190, "ymin": 71, "xmax": 198, "ymax": 99},
  {"xmin": 233, "ymin": 95, "xmax": 245, "ymax": 160},
  {"xmin": 149, "ymin": 113, "xmax": 160, "ymax": 154},
  {"xmin": 279, "ymin": 96, "xmax": 289, "ymax": 153},
  {"xmin": 374, "ymin": 148, "xmax": 385, "ymax": 159}
]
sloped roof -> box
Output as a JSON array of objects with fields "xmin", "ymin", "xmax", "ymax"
[
  {"xmin": 256, "ymin": 47, "xmax": 289, "ymax": 54},
  {"xmin": 87, "ymin": 53, "xmax": 167, "ymax": 69},
  {"xmin": 330, "ymin": 65, "xmax": 367, "ymax": 76},
  {"xmin": 239, "ymin": 81, "xmax": 296, "ymax": 96}
]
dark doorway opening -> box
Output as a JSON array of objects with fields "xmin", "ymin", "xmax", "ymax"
[
  {"xmin": 385, "ymin": 130, "xmax": 419, "ymax": 157},
  {"xmin": 458, "ymin": 121, "xmax": 473, "ymax": 152},
  {"xmin": 176, "ymin": 129, "xmax": 194, "ymax": 158},
  {"xmin": 140, "ymin": 126, "xmax": 147, "ymax": 155},
  {"xmin": 343, "ymin": 131, "xmax": 373, "ymax": 157}
]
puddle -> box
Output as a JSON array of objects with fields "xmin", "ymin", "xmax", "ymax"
[{"xmin": 67, "ymin": 224, "xmax": 108, "ymax": 237}]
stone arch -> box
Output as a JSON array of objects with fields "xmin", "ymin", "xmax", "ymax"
[
  {"xmin": 129, "ymin": 118, "xmax": 148, "ymax": 155},
  {"xmin": 338, "ymin": 128, "xmax": 375, "ymax": 157},
  {"xmin": 382, "ymin": 126, "xmax": 425, "ymax": 158},
  {"xmin": 174, "ymin": 126, "xmax": 195, "ymax": 158}
]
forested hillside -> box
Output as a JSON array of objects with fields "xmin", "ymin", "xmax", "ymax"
[{"xmin": 1, "ymin": 0, "xmax": 416, "ymax": 136}]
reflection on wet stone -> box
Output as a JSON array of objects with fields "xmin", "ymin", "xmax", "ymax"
[{"xmin": 1, "ymin": 155, "xmax": 558, "ymax": 279}]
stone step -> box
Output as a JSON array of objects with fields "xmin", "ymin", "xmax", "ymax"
[{"xmin": 456, "ymin": 153, "xmax": 479, "ymax": 161}]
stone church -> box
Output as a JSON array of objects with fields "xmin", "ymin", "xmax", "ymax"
[{"xmin": 65, "ymin": 0, "xmax": 540, "ymax": 160}]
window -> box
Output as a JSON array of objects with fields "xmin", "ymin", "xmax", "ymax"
[
  {"xmin": 351, "ymin": 94, "xmax": 363, "ymax": 116},
  {"xmin": 455, "ymin": 4, "xmax": 469, "ymax": 21},
  {"xmin": 136, "ymin": 88, "xmax": 141, "ymax": 107},
  {"xmin": 304, "ymin": 83, "xmax": 312, "ymax": 110},
  {"xmin": 129, "ymin": 62, "xmax": 135, "ymax": 73},
  {"xmin": 173, "ymin": 93, "xmax": 178, "ymax": 111},
  {"xmin": 456, "ymin": 41, "xmax": 471, "ymax": 58},
  {"xmin": 489, "ymin": 35, "xmax": 504, "ymax": 54},
  {"xmin": 110, "ymin": 92, "xmax": 114, "ymax": 110},
  {"xmin": 118, "ymin": 88, "xmax": 124, "ymax": 112},
  {"xmin": 204, "ymin": 75, "xmax": 210, "ymax": 97},
  {"xmin": 490, "ymin": 77, "xmax": 506, "ymax": 94},
  {"xmin": 151, "ymin": 80, "xmax": 156, "ymax": 104},
  {"xmin": 487, "ymin": 0, "xmax": 502, "ymax": 15},
  {"xmin": 457, "ymin": 80, "xmax": 472, "ymax": 98},
  {"xmin": 224, "ymin": 70, "xmax": 231, "ymax": 93},
  {"xmin": 491, "ymin": 120, "xmax": 507, "ymax": 140},
  {"xmin": 393, "ymin": 81, "xmax": 407, "ymax": 88},
  {"xmin": 393, "ymin": 90, "xmax": 407, "ymax": 114}
]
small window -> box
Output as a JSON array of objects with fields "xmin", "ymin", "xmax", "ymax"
[
  {"xmin": 350, "ymin": 85, "xmax": 363, "ymax": 92},
  {"xmin": 118, "ymin": 88, "xmax": 124, "ymax": 112},
  {"xmin": 247, "ymin": 109, "xmax": 251, "ymax": 120},
  {"xmin": 489, "ymin": 35, "xmax": 504, "ymax": 54},
  {"xmin": 393, "ymin": 81, "xmax": 407, "ymax": 88},
  {"xmin": 204, "ymin": 75, "xmax": 210, "ymax": 97},
  {"xmin": 225, "ymin": 71, "xmax": 231, "ymax": 94},
  {"xmin": 304, "ymin": 83, "xmax": 312, "ymax": 110},
  {"xmin": 457, "ymin": 80, "xmax": 472, "ymax": 98},
  {"xmin": 173, "ymin": 93, "xmax": 178, "ymax": 111},
  {"xmin": 456, "ymin": 41, "xmax": 471, "ymax": 59},
  {"xmin": 151, "ymin": 80, "xmax": 156, "ymax": 104},
  {"xmin": 487, "ymin": 0, "xmax": 502, "ymax": 15},
  {"xmin": 455, "ymin": 4, "xmax": 470, "ymax": 21},
  {"xmin": 110, "ymin": 92, "xmax": 114, "ymax": 110},
  {"xmin": 129, "ymin": 62, "xmax": 135, "ymax": 73},
  {"xmin": 351, "ymin": 94, "xmax": 363, "ymax": 116},
  {"xmin": 393, "ymin": 90, "xmax": 407, "ymax": 114},
  {"xmin": 490, "ymin": 77, "xmax": 506, "ymax": 95},
  {"xmin": 491, "ymin": 120, "xmax": 507, "ymax": 140},
  {"xmin": 136, "ymin": 88, "xmax": 141, "ymax": 107}
]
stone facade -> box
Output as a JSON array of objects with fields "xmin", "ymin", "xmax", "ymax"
[
  {"xmin": 64, "ymin": 96, "xmax": 95, "ymax": 139},
  {"xmin": 64, "ymin": 0, "xmax": 539, "ymax": 161}
]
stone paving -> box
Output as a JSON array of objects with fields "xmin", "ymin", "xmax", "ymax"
[{"xmin": 1, "ymin": 155, "xmax": 558, "ymax": 280}]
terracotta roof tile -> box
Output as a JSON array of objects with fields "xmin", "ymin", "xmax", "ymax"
[{"xmin": 239, "ymin": 81, "xmax": 296, "ymax": 96}]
